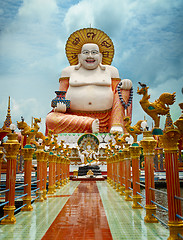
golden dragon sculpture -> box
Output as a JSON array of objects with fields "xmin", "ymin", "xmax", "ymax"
[
  {"xmin": 17, "ymin": 117, "xmax": 41, "ymax": 145},
  {"xmin": 137, "ymin": 82, "xmax": 176, "ymax": 128},
  {"xmin": 123, "ymin": 116, "xmax": 144, "ymax": 143},
  {"xmin": 113, "ymin": 132, "xmax": 130, "ymax": 149}
]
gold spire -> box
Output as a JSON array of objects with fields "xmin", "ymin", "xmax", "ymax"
[
  {"xmin": 3, "ymin": 96, "xmax": 12, "ymax": 130},
  {"xmin": 164, "ymin": 112, "xmax": 174, "ymax": 131}
]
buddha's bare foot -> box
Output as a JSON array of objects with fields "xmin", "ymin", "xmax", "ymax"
[
  {"xmin": 110, "ymin": 126, "xmax": 123, "ymax": 134},
  {"xmin": 92, "ymin": 119, "xmax": 99, "ymax": 133}
]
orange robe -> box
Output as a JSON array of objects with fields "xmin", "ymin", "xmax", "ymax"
[{"xmin": 46, "ymin": 77, "xmax": 132, "ymax": 134}]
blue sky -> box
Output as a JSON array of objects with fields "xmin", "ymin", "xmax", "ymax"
[{"xmin": 0, "ymin": 0, "xmax": 182, "ymax": 136}]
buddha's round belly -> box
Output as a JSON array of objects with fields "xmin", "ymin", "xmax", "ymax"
[{"xmin": 66, "ymin": 85, "xmax": 113, "ymax": 111}]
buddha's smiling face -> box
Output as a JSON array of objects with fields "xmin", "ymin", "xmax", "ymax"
[{"xmin": 78, "ymin": 43, "xmax": 102, "ymax": 70}]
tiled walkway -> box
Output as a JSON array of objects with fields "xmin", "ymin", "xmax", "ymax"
[
  {"xmin": 42, "ymin": 181, "xmax": 112, "ymax": 240},
  {"xmin": 0, "ymin": 181, "xmax": 169, "ymax": 240}
]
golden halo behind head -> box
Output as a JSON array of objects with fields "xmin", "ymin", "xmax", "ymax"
[{"xmin": 65, "ymin": 28, "xmax": 114, "ymax": 66}]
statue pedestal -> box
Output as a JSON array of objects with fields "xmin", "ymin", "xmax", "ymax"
[{"xmin": 78, "ymin": 165, "xmax": 102, "ymax": 176}]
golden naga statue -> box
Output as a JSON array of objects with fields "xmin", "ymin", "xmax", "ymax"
[
  {"xmin": 51, "ymin": 134, "xmax": 58, "ymax": 151},
  {"xmin": 17, "ymin": 117, "xmax": 41, "ymax": 145},
  {"xmin": 35, "ymin": 129, "xmax": 54, "ymax": 149},
  {"xmin": 123, "ymin": 116, "xmax": 144, "ymax": 143},
  {"xmin": 63, "ymin": 144, "xmax": 70, "ymax": 158},
  {"xmin": 57, "ymin": 140, "xmax": 65, "ymax": 154},
  {"xmin": 137, "ymin": 82, "xmax": 176, "ymax": 129},
  {"xmin": 113, "ymin": 132, "xmax": 130, "ymax": 149}
]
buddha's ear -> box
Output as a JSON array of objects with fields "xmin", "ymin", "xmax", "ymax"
[
  {"xmin": 78, "ymin": 53, "xmax": 81, "ymax": 62},
  {"xmin": 75, "ymin": 54, "xmax": 82, "ymax": 70},
  {"xmin": 99, "ymin": 52, "xmax": 102, "ymax": 62}
]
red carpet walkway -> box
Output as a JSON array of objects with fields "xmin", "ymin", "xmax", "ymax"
[{"xmin": 42, "ymin": 181, "xmax": 113, "ymax": 240}]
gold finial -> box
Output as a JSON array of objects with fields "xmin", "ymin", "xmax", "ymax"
[
  {"xmin": 3, "ymin": 96, "xmax": 12, "ymax": 130},
  {"xmin": 164, "ymin": 112, "xmax": 174, "ymax": 131}
]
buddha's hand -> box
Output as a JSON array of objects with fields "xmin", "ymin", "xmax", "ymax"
[
  {"xmin": 120, "ymin": 79, "xmax": 132, "ymax": 90},
  {"xmin": 54, "ymin": 102, "xmax": 66, "ymax": 113},
  {"xmin": 110, "ymin": 126, "xmax": 123, "ymax": 134}
]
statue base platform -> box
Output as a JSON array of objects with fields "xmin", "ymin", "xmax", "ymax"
[
  {"xmin": 72, "ymin": 175, "xmax": 105, "ymax": 181},
  {"xmin": 78, "ymin": 165, "xmax": 102, "ymax": 176}
]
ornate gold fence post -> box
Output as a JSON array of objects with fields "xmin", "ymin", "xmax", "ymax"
[
  {"xmin": 116, "ymin": 153, "xmax": 121, "ymax": 192},
  {"xmin": 56, "ymin": 155, "xmax": 61, "ymax": 189},
  {"xmin": 130, "ymin": 145, "xmax": 142, "ymax": 208},
  {"xmin": 119, "ymin": 151, "xmax": 125, "ymax": 196},
  {"xmin": 140, "ymin": 131, "xmax": 158, "ymax": 223},
  {"xmin": 0, "ymin": 145, "xmax": 4, "ymax": 184},
  {"xmin": 52, "ymin": 154, "xmax": 56, "ymax": 192},
  {"xmin": 43, "ymin": 151, "xmax": 49, "ymax": 200},
  {"xmin": 35, "ymin": 145, "xmax": 44, "ymax": 202},
  {"xmin": 107, "ymin": 155, "xmax": 110, "ymax": 183},
  {"xmin": 161, "ymin": 128, "xmax": 183, "ymax": 239},
  {"xmin": 66, "ymin": 158, "xmax": 70, "ymax": 183},
  {"xmin": 47, "ymin": 152, "xmax": 55, "ymax": 194},
  {"xmin": 123, "ymin": 143, "xmax": 132, "ymax": 201},
  {"xmin": 113, "ymin": 154, "xmax": 117, "ymax": 189},
  {"xmin": 1, "ymin": 131, "xmax": 20, "ymax": 224},
  {"xmin": 110, "ymin": 155, "xmax": 114, "ymax": 186},
  {"xmin": 21, "ymin": 146, "xmax": 34, "ymax": 211}
]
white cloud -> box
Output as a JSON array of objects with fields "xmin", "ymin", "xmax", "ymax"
[
  {"xmin": 64, "ymin": 1, "xmax": 94, "ymax": 33},
  {"xmin": 18, "ymin": 0, "xmax": 58, "ymax": 23}
]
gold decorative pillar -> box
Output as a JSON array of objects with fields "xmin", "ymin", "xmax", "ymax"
[
  {"xmin": 116, "ymin": 153, "xmax": 121, "ymax": 192},
  {"xmin": 160, "ymin": 129, "xmax": 183, "ymax": 239},
  {"xmin": 1, "ymin": 132, "xmax": 20, "ymax": 224},
  {"xmin": 113, "ymin": 154, "xmax": 117, "ymax": 189},
  {"xmin": 53, "ymin": 154, "xmax": 57, "ymax": 191},
  {"xmin": 123, "ymin": 144, "xmax": 132, "ymax": 201},
  {"xmin": 140, "ymin": 131, "xmax": 158, "ymax": 223},
  {"xmin": 63, "ymin": 158, "xmax": 67, "ymax": 185},
  {"xmin": 130, "ymin": 145, "xmax": 142, "ymax": 208},
  {"xmin": 119, "ymin": 151, "xmax": 125, "ymax": 196},
  {"xmin": 154, "ymin": 148, "xmax": 159, "ymax": 171},
  {"xmin": 47, "ymin": 152, "xmax": 55, "ymax": 194},
  {"xmin": 107, "ymin": 156, "xmax": 110, "ymax": 183},
  {"xmin": 21, "ymin": 146, "xmax": 34, "ymax": 211},
  {"xmin": 108, "ymin": 156, "xmax": 112, "ymax": 185},
  {"xmin": 159, "ymin": 148, "xmax": 164, "ymax": 171},
  {"xmin": 0, "ymin": 146, "xmax": 4, "ymax": 184},
  {"xmin": 60, "ymin": 156, "xmax": 64, "ymax": 186},
  {"xmin": 43, "ymin": 151, "xmax": 49, "ymax": 200},
  {"xmin": 66, "ymin": 158, "xmax": 70, "ymax": 183},
  {"xmin": 56, "ymin": 155, "xmax": 61, "ymax": 189},
  {"xmin": 110, "ymin": 155, "xmax": 114, "ymax": 186},
  {"xmin": 35, "ymin": 145, "xmax": 44, "ymax": 202}
]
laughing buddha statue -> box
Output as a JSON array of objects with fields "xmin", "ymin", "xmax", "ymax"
[{"xmin": 46, "ymin": 28, "xmax": 133, "ymax": 134}]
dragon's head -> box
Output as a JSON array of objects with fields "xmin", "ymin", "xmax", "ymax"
[
  {"xmin": 34, "ymin": 117, "xmax": 41, "ymax": 123},
  {"xmin": 123, "ymin": 116, "xmax": 131, "ymax": 122},
  {"xmin": 137, "ymin": 86, "xmax": 149, "ymax": 95}
]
